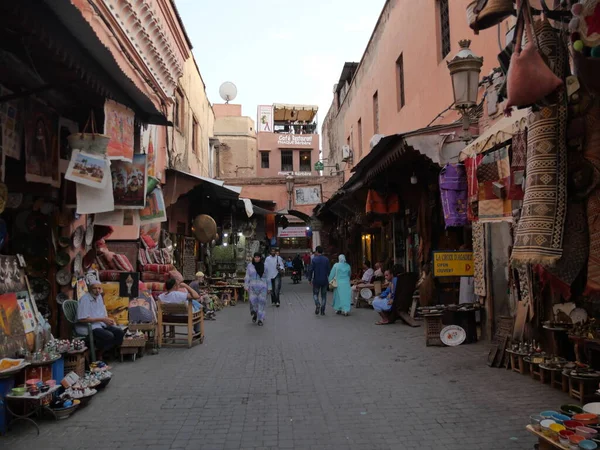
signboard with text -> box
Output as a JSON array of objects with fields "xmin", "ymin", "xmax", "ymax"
[
  {"xmin": 277, "ymin": 135, "xmax": 313, "ymax": 147},
  {"xmin": 432, "ymin": 251, "xmax": 474, "ymax": 277},
  {"xmin": 278, "ymin": 226, "xmax": 307, "ymax": 238},
  {"xmin": 257, "ymin": 105, "xmax": 273, "ymax": 132}
]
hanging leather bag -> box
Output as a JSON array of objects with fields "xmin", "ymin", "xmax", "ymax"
[{"xmin": 505, "ymin": 0, "xmax": 563, "ymax": 112}]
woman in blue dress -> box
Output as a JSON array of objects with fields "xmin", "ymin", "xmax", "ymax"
[
  {"xmin": 329, "ymin": 254, "xmax": 352, "ymax": 316},
  {"xmin": 244, "ymin": 252, "xmax": 270, "ymax": 326}
]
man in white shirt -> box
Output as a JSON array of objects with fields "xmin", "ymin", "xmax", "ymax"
[
  {"xmin": 158, "ymin": 278, "xmax": 202, "ymax": 331},
  {"xmin": 351, "ymin": 260, "xmax": 375, "ymax": 303},
  {"xmin": 264, "ymin": 247, "xmax": 285, "ymax": 307}
]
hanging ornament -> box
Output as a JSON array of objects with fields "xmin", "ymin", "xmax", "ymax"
[{"xmin": 572, "ymin": 0, "xmax": 600, "ymax": 47}]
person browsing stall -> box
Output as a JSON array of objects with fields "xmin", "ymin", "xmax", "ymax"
[{"xmin": 76, "ymin": 281, "xmax": 124, "ymax": 360}]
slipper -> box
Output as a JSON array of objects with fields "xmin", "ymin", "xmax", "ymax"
[{"xmin": 375, "ymin": 321, "xmax": 390, "ymax": 325}]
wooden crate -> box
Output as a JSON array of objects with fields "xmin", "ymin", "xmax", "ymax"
[{"xmin": 64, "ymin": 351, "xmax": 86, "ymax": 378}]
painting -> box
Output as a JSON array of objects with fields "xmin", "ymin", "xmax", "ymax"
[
  {"xmin": 100, "ymin": 282, "xmax": 129, "ymax": 325},
  {"xmin": 119, "ymin": 272, "xmax": 139, "ymax": 298},
  {"xmin": 0, "ymin": 255, "xmax": 26, "ymax": 294},
  {"xmin": 104, "ymin": 99, "xmax": 134, "ymax": 161},
  {"xmin": 0, "ymin": 292, "xmax": 28, "ymax": 359},
  {"xmin": 24, "ymin": 99, "xmax": 60, "ymax": 187},
  {"xmin": 141, "ymin": 124, "xmax": 158, "ymax": 178},
  {"xmin": 139, "ymin": 187, "xmax": 167, "ymax": 225},
  {"xmin": 294, "ymin": 186, "xmax": 322, "ymax": 206},
  {"xmin": 1, "ymin": 85, "xmax": 21, "ymax": 160},
  {"xmin": 76, "ymin": 278, "xmax": 88, "ymax": 301},
  {"xmin": 128, "ymin": 290, "xmax": 156, "ymax": 324},
  {"xmin": 66, "ymin": 150, "xmax": 109, "ymax": 189},
  {"xmin": 16, "ymin": 291, "xmax": 36, "ymax": 333},
  {"xmin": 141, "ymin": 223, "xmax": 162, "ymax": 244},
  {"xmin": 111, "ymin": 154, "xmax": 147, "ymax": 209}
]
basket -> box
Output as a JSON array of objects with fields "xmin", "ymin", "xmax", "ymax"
[
  {"xmin": 52, "ymin": 401, "xmax": 80, "ymax": 420},
  {"xmin": 67, "ymin": 110, "xmax": 109, "ymax": 155},
  {"xmin": 64, "ymin": 352, "xmax": 86, "ymax": 378},
  {"xmin": 468, "ymin": 0, "xmax": 514, "ymax": 33}
]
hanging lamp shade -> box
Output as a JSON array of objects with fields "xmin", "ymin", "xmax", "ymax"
[{"xmin": 193, "ymin": 214, "xmax": 217, "ymax": 243}]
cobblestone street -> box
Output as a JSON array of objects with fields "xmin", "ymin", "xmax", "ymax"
[{"xmin": 6, "ymin": 281, "xmax": 569, "ymax": 450}]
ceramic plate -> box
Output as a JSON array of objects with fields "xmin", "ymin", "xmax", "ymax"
[
  {"xmin": 30, "ymin": 278, "xmax": 51, "ymax": 301},
  {"xmin": 55, "ymin": 251, "xmax": 71, "ymax": 267},
  {"xmin": 58, "ymin": 237, "xmax": 71, "ymax": 248},
  {"xmin": 56, "ymin": 269, "xmax": 71, "ymax": 286},
  {"xmin": 583, "ymin": 403, "xmax": 600, "ymax": 415},
  {"xmin": 440, "ymin": 325, "xmax": 466, "ymax": 346},
  {"xmin": 571, "ymin": 308, "xmax": 589, "ymax": 325},
  {"xmin": 360, "ymin": 288, "xmax": 373, "ymax": 300},
  {"xmin": 85, "ymin": 225, "xmax": 94, "ymax": 247},
  {"xmin": 56, "ymin": 293, "xmax": 69, "ymax": 305},
  {"xmin": 74, "ymin": 253, "xmax": 83, "ymax": 274},
  {"xmin": 72, "ymin": 226, "xmax": 84, "ymax": 249}
]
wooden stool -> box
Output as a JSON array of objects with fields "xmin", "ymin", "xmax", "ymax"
[
  {"xmin": 424, "ymin": 314, "xmax": 443, "ymax": 347},
  {"xmin": 120, "ymin": 337, "xmax": 146, "ymax": 362},
  {"xmin": 506, "ymin": 350, "xmax": 527, "ymax": 374}
]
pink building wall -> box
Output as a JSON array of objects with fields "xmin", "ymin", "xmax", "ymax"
[
  {"xmin": 256, "ymin": 132, "xmax": 320, "ymax": 178},
  {"xmin": 213, "ymin": 104, "xmax": 243, "ymax": 118}
]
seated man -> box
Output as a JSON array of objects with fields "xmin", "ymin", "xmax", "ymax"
[
  {"xmin": 351, "ymin": 260, "xmax": 374, "ymax": 302},
  {"xmin": 189, "ymin": 272, "xmax": 216, "ymax": 321},
  {"xmin": 372, "ymin": 269, "xmax": 397, "ymax": 325},
  {"xmin": 158, "ymin": 278, "xmax": 202, "ymax": 332},
  {"xmin": 76, "ymin": 281, "xmax": 124, "ymax": 360},
  {"xmin": 373, "ymin": 262, "xmax": 384, "ymax": 279}
]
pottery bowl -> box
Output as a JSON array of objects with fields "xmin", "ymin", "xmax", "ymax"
[
  {"xmin": 542, "ymin": 419, "xmax": 558, "ymax": 437},
  {"xmin": 560, "ymin": 430, "xmax": 575, "ymax": 445},
  {"xmin": 542, "ymin": 410, "xmax": 560, "ymax": 419},
  {"xmin": 553, "ymin": 413, "xmax": 572, "ymax": 424},
  {"xmin": 572, "ymin": 435, "xmax": 586, "ymax": 445},
  {"xmin": 578, "ymin": 427, "xmax": 599, "ymax": 440},
  {"xmin": 584, "ymin": 404, "xmax": 600, "ymax": 416},
  {"xmin": 567, "ymin": 421, "xmax": 586, "ymax": 431},
  {"xmin": 25, "ymin": 378, "xmax": 41, "ymax": 387},
  {"xmin": 530, "ymin": 414, "xmax": 543, "ymax": 431},
  {"xmin": 563, "ymin": 404, "xmax": 585, "ymax": 416},
  {"xmin": 10, "ymin": 387, "xmax": 26, "ymax": 396},
  {"xmin": 580, "ymin": 440, "xmax": 598, "ymax": 450},
  {"xmin": 575, "ymin": 414, "xmax": 599, "ymax": 426}
]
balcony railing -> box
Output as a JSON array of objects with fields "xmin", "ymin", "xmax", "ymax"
[{"xmin": 274, "ymin": 123, "xmax": 317, "ymax": 135}]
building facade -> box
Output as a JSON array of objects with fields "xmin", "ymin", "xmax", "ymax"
[{"xmin": 213, "ymin": 104, "xmax": 257, "ymax": 179}]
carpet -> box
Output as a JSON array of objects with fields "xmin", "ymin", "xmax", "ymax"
[
  {"xmin": 472, "ymin": 221, "xmax": 486, "ymax": 297},
  {"xmin": 476, "ymin": 146, "xmax": 513, "ymax": 223},
  {"xmin": 465, "ymin": 154, "xmax": 483, "ymax": 221}
]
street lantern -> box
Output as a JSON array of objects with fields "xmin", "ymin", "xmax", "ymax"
[{"xmin": 447, "ymin": 40, "xmax": 483, "ymax": 109}]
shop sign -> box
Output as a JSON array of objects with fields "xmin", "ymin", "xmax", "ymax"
[
  {"xmin": 257, "ymin": 105, "xmax": 273, "ymax": 132},
  {"xmin": 277, "ymin": 135, "xmax": 313, "ymax": 146},
  {"xmin": 277, "ymin": 226, "xmax": 307, "ymax": 238},
  {"xmin": 314, "ymin": 161, "xmax": 324, "ymax": 171},
  {"xmin": 432, "ymin": 251, "xmax": 474, "ymax": 277},
  {"xmin": 278, "ymin": 171, "xmax": 312, "ymax": 177}
]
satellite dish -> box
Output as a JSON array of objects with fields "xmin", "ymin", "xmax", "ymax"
[{"xmin": 219, "ymin": 82, "xmax": 238, "ymax": 103}]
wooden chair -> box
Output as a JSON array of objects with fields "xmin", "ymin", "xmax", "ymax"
[
  {"xmin": 157, "ymin": 300, "xmax": 204, "ymax": 348},
  {"xmin": 384, "ymin": 272, "xmax": 419, "ymax": 326},
  {"xmin": 62, "ymin": 300, "xmax": 96, "ymax": 359}
]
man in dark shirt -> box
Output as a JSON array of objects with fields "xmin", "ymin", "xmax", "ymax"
[{"xmin": 308, "ymin": 246, "xmax": 330, "ymax": 316}]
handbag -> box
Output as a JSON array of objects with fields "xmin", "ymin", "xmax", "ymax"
[
  {"xmin": 329, "ymin": 269, "xmax": 338, "ymax": 289},
  {"xmin": 468, "ymin": 0, "xmax": 514, "ymax": 34},
  {"xmin": 505, "ymin": 0, "xmax": 563, "ymax": 112}
]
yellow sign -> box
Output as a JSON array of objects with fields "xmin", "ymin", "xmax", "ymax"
[{"xmin": 433, "ymin": 251, "xmax": 474, "ymax": 277}]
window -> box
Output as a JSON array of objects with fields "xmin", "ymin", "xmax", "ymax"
[
  {"xmin": 192, "ymin": 116, "xmax": 199, "ymax": 155},
  {"xmin": 396, "ymin": 53, "xmax": 405, "ymax": 110},
  {"xmin": 439, "ymin": 0, "xmax": 451, "ymax": 59},
  {"xmin": 281, "ymin": 150, "xmax": 293, "ymax": 172},
  {"xmin": 372, "ymin": 91, "xmax": 379, "ymax": 134},
  {"xmin": 357, "ymin": 118, "xmax": 363, "ymax": 159},
  {"xmin": 299, "ymin": 151, "xmax": 311, "ymax": 172},
  {"xmin": 174, "ymin": 89, "xmax": 184, "ymax": 131},
  {"xmin": 260, "ymin": 151, "xmax": 270, "ymax": 169}
]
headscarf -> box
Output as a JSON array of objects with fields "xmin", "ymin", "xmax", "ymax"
[
  {"xmin": 252, "ymin": 252, "xmax": 265, "ymax": 277},
  {"xmin": 338, "ymin": 254, "xmax": 347, "ymax": 264}
]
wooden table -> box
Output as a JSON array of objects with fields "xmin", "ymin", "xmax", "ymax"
[
  {"xmin": 525, "ymin": 424, "xmax": 566, "ymax": 449},
  {"xmin": 210, "ymin": 284, "xmax": 244, "ymax": 304},
  {"xmin": 539, "ymin": 364, "xmax": 568, "ymax": 391}
]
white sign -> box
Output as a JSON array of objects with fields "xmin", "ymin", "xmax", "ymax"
[
  {"xmin": 257, "ymin": 105, "xmax": 273, "ymax": 132},
  {"xmin": 277, "ymin": 135, "xmax": 313, "ymax": 146},
  {"xmin": 278, "ymin": 226, "xmax": 307, "ymax": 238},
  {"xmin": 294, "ymin": 186, "xmax": 322, "ymax": 205},
  {"xmin": 278, "ymin": 171, "xmax": 312, "ymax": 177}
]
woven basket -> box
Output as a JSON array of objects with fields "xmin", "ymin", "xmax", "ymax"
[{"xmin": 64, "ymin": 352, "xmax": 86, "ymax": 378}]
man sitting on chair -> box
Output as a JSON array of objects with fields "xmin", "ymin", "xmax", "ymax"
[
  {"xmin": 351, "ymin": 260, "xmax": 374, "ymax": 303},
  {"xmin": 158, "ymin": 278, "xmax": 202, "ymax": 332},
  {"xmin": 372, "ymin": 269, "xmax": 397, "ymax": 325},
  {"xmin": 77, "ymin": 281, "xmax": 124, "ymax": 360}
]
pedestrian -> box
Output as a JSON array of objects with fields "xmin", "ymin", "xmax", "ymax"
[
  {"xmin": 265, "ymin": 247, "xmax": 285, "ymax": 307},
  {"xmin": 302, "ymin": 252, "xmax": 311, "ymax": 278},
  {"xmin": 372, "ymin": 269, "xmax": 397, "ymax": 325},
  {"xmin": 244, "ymin": 252, "xmax": 270, "ymax": 326},
  {"xmin": 308, "ymin": 245, "xmax": 330, "ymax": 315},
  {"xmin": 329, "ymin": 254, "xmax": 352, "ymax": 316}
]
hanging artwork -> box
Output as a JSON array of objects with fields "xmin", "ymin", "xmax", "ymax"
[
  {"xmin": 16, "ymin": 291, "xmax": 36, "ymax": 333},
  {"xmin": 59, "ymin": 117, "xmax": 79, "ymax": 173},
  {"xmin": 66, "ymin": 150, "xmax": 109, "ymax": 189},
  {"xmin": 0, "ymin": 255, "xmax": 26, "ymax": 295},
  {"xmin": 0, "ymin": 292, "xmax": 28, "ymax": 358},
  {"xmin": 76, "ymin": 170, "xmax": 115, "ymax": 215},
  {"xmin": 100, "ymin": 282, "xmax": 129, "ymax": 325},
  {"xmin": 24, "ymin": 99, "xmax": 60, "ymax": 187},
  {"xmin": 0, "ymin": 85, "xmax": 21, "ymax": 160},
  {"xmin": 141, "ymin": 124, "xmax": 158, "ymax": 178},
  {"xmin": 104, "ymin": 99, "xmax": 134, "ymax": 162},
  {"xmin": 76, "ymin": 278, "xmax": 88, "ymax": 301},
  {"xmin": 119, "ymin": 272, "xmax": 139, "ymax": 298},
  {"xmin": 141, "ymin": 223, "xmax": 162, "ymax": 244},
  {"xmin": 139, "ymin": 187, "xmax": 167, "ymax": 225},
  {"xmin": 111, "ymin": 154, "xmax": 147, "ymax": 208}
]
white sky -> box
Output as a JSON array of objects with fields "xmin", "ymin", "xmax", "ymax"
[{"xmin": 175, "ymin": 0, "xmax": 385, "ymax": 135}]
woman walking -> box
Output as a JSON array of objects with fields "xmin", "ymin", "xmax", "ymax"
[
  {"xmin": 329, "ymin": 254, "xmax": 352, "ymax": 316},
  {"xmin": 244, "ymin": 252, "xmax": 270, "ymax": 326}
]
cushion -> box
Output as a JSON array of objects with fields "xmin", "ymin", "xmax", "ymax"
[
  {"xmin": 141, "ymin": 234, "xmax": 157, "ymax": 249},
  {"xmin": 138, "ymin": 248, "xmax": 150, "ymax": 266},
  {"xmin": 168, "ymin": 269, "xmax": 184, "ymax": 283},
  {"xmin": 112, "ymin": 254, "xmax": 134, "ymax": 272},
  {"xmin": 141, "ymin": 272, "xmax": 168, "ymax": 282},
  {"xmin": 141, "ymin": 264, "xmax": 174, "ymax": 274},
  {"xmin": 99, "ymin": 270, "xmax": 123, "ymax": 282}
]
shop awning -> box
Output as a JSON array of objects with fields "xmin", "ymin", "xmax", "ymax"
[
  {"xmin": 273, "ymin": 104, "xmax": 318, "ymax": 122},
  {"xmin": 39, "ymin": 0, "xmax": 170, "ymax": 125},
  {"xmin": 459, "ymin": 108, "xmax": 529, "ymax": 161},
  {"xmin": 164, "ymin": 169, "xmax": 241, "ymax": 207},
  {"xmin": 238, "ymin": 198, "xmax": 275, "ymax": 217}
]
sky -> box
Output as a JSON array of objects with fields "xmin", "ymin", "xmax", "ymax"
[{"xmin": 175, "ymin": 0, "xmax": 385, "ymax": 131}]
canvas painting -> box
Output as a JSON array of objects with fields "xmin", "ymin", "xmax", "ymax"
[
  {"xmin": 111, "ymin": 154, "xmax": 147, "ymax": 208},
  {"xmin": 104, "ymin": 99, "xmax": 134, "ymax": 162},
  {"xmin": 294, "ymin": 186, "xmax": 321, "ymax": 206},
  {"xmin": 0, "ymin": 292, "xmax": 28, "ymax": 359},
  {"xmin": 141, "ymin": 223, "xmax": 162, "ymax": 245},
  {"xmin": 0, "ymin": 85, "xmax": 21, "ymax": 160},
  {"xmin": 141, "ymin": 124, "xmax": 158, "ymax": 178},
  {"xmin": 24, "ymin": 99, "xmax": 60, "ymax": 187},
  {"xmin": 16, "ymin": 291, "xmax": 36, "ymax": 333},
  {"xmin": 100, "ymin": 282, "xmax": 129, "ymax": 325},
  {"xmin": 128, "ymin": 290, "xmax": 157, "ymax": 324},
  {"xmin": 76, "ymin": 169, "xmax": 115, "ymax": 215},
  {"xmin": 76, "ymin": 278, "xmax": 88, "ymax": 301},
  {"xmin": 119, "ymin": 272, "xmax": 139, "ymax": 298},
  {"xmin": 139, "ymin": 187, "xmax": 167, "ymax": 225},
  {"xmin": 66, "ymin": 150, "xmax": 109, "ymax": 189},
  {"xmin": 0, "ymin": 255, "xmax": 26, "ymax": 295}
]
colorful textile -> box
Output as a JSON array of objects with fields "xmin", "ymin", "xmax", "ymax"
[
  {"xmin": 365, "ymin": 191, "xmax": 400, "ymax": 215},
  {"xmin": 472, "ymin": 221, "xmax": 487, "ymax": 297},
  {"xmin": 508, "ymin": 130, "xmax": 526, "ymax": 201},
  {"xmin": 245, "ymin": 262, "xmax": 269, "ymax": 322},
  {"xmin": 99, "ymin": 270, "xmax": 123, "ymax": 282},
  {"xmin": 465, "ymin": 154, "xmax": 483, "ymax": 221},
  {"xmin": 439, "ymin": 164, "xmax": 468, "ymax": 228},
  {"xmin": 476, "ymin": 147, "xmax": 513, "ymax": 223},
  {"xmin": 140, "ymin": 272, "xmax": 168, "ymax": 282},
  {"xmin": 140, "ymin": 264, "xmax": 174, "ymax": 274},
  {"xmin": 112, "ymin": 254, "xmax": 134, "ymax": 272},
  {"xmin": 104, "ymin": 99, "xmax": 134, "ymax": 161}
]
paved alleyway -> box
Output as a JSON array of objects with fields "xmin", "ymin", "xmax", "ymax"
[{"xmin": 6, "ymin": 281, "xmax": 569, "ymax": 450}]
